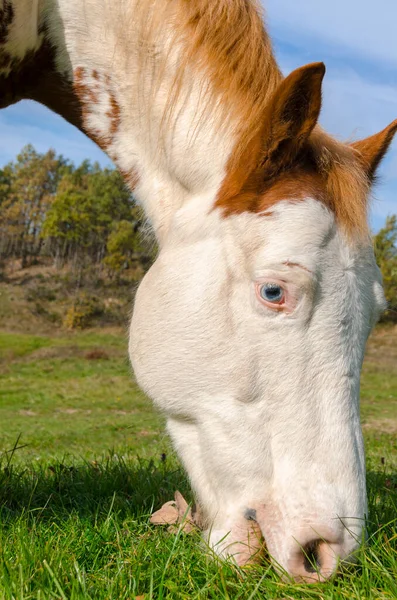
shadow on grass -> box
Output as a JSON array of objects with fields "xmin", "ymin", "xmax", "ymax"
[
  {"xmin": 366, "ymin": 469, "xmax": 397, "ymax": 536},
  {"xmin": 0, "ymin": 439, "xmax": 396, "ymax": 546},
  {"xmin": 0, "ymin": 444, "xmax": 191, "ymax": 527}
]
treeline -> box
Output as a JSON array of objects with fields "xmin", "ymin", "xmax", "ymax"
[
  {"xmin": 374, "ymin": 215, "xmax": 397, "ymax": 321},
  {"xmin": 0, "ymin": 145, "xmax": 396, "ymax": 322},
  {"xmin": 0, "ymin": 145, "xmax": 152, "ymax": 274}
]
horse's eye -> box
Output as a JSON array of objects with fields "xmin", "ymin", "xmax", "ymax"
[{"xmin": 259, "ymin": 283, "xmax": 284, "ymax": 304}]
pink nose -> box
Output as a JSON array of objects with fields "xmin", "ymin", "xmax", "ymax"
[
  {"xmin": 255, "ymin": 507, "xmax": 352, "ymax": 582},
  {"xmin": 287, "ymin": 535, "xmax": 343, "ymax": 582}
]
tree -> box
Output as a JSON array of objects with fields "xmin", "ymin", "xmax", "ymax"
[
  {"xmin": 0, "ymin": 145, "xmax": 152, "ymax": 277},
  {"xmin": 0, "ymin": 145, "xmax": 67, "ymax": 266},
  {"xmin": 42, "ymin": 161, "xmax": 144, "ymax": 270},
  {"xmin": 104, "ymin": 219, "xmax": 145, "ymax": 274},
  {"xmin": 374, "ymin": 215, "xmax": 397, "ymax": 321}
]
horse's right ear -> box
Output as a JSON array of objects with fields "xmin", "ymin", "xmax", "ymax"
[
  {"xmin": 261, "ymin": 62, "xmax": 326, "ymax": 177},
  {"xmin": 351, "ymin": 120, "xmax": 397, "ymax": 182}
]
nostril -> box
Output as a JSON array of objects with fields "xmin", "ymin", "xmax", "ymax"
[
  {"xmin": 303, "ymin": 540, "xmax": 322, "ymax": 574},
  {"xmin": 288, "ymin": 537, "xmax": 339, "ymax": 582}
]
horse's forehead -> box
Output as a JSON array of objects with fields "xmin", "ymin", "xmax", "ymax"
[
  {"xmin": 257, "ymin": 169, "xmax": 328, "ymax": 215},
  {"xmin": 232, "ymin": 198, "xmax": 336, "ymax": 263}
]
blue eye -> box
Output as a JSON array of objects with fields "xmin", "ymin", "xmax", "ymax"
[{"xmin": 259, "ymin": 283, "xmax": 284, "ymax": 303}]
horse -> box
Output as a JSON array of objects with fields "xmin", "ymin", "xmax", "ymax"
[{"xmin": 0, "ymin": 0, "xmax": 395, "ymax": 583}]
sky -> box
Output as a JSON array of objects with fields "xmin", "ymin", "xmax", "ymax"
[
  {"xmin": 0, "ymin": 1, "xmax": 396, "ymax": 231},
  {"xmin": 265, "ymin": 0, "xmax": 397, "ymax": 231}
]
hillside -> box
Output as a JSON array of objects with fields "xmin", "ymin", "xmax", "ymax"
[{"xmin": 0, "ymin": 259, "xmax": 139, "ymax": 334}]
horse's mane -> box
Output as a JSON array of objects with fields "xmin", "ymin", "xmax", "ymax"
[{"xmin": 136, "ymin": 0, "xmax": 369, "ymax": 236}]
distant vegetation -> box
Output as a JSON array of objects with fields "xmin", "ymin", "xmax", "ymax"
[
  {"xmin": 0, "ymin": 145, "xmax": 155, "ymax": 329},
  {"xmin": 374, "ymin": 215, "xmax": 397, "ymax": 321},
  {"xmin": 0, "ymin": 144, "xmax": 153, "ymax": 275},
  {"xmin": 0, "ymin": 145, "xmax": 396, "ymax": 326}
]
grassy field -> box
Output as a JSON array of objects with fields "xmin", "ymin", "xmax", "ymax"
[{"xmin": 0, "ymin": 325, "xmax": 396, "ymax": 599}]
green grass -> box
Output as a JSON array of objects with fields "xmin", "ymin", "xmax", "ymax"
[
  {"xmin": 0, "ymin": 330, "xmax": 165, "ymax": 460},
  {"xmin": 0, "ymin": 328, "xmax": 396, "ymax": 599}
]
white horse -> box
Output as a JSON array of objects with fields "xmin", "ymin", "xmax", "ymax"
[{"xmin": 0, "ymin": 0, "xmax": 395, "ymax": 582}]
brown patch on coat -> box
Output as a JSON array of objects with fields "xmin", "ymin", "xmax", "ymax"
[
  {"xmin": 215, "ymin": 61, "xmax": 372, "ymax": 237},
  {"xmin": 217, "ymin": 132, "xmax": 370, "ymax": 238},
  {"xmin": 0, "ymin": 1, "xmax": 14, "ymax": 45},
  {"xmin": 73, "ymin": 66, "xmax": 110, "ymax": 151},
  {"xmin": 351, "ymin": 119, "xmax": 397, "ymax": 181},
  {"xmin": 107, "ymin": 91, "xmax": 121, "ymax": 136},
  {"xmin": 257, "ymin": 168, "xmax": 329, "ymax": 216},
  {"xmin": 153, "ymin": 3, "xmax": 373, "ymax": 237},
  {"xmin": 73, "ymin": 68, "xmax": 138, "ymax": 191},
  {"xmin": 74, "ymin": 66, "xmax": 98, "ymax": 105},
  {"xmin": 120, "ymin": 167, "xmax": 140, "ymax": 191},
  {"xmin": 0, "ymin": 39, "xmax": 84, "ymax": 130},
  {"xmin": 73, "ymin": 67, "xmax": 122, "ymax": 152},
  {"xmin": 217, "ymin": 166, "xmax": 326, "ymax": 216},
  {"xmin": 138, "ymin": 0, "xmax": 281, "ymax": 164}
]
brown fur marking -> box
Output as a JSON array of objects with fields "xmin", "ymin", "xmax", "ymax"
[
  {"xmin": 0, "ymin": 39, "xmax": 84, "ymax": 130},
  {"xmin": 73, "ymin": 68, "xmax": 120, "ymax": 144},
  {"xmin": 173, "ymin": 1, "xmax": 282, "ymax": 159},
  {"xmin": 213, "ymin": 59, "xmax": 371, "ymax": 237},
  {"xmin": 107, "ymin": 91, "xmax": 121, "ymax": 136},
  {"xmin": 164, "ymin": 2, "xmax": 374, "ymax": 236},
  {"xmin": 73, "ymin": 67, "xmax": 138, "ymax": 191},
  {"xmin": 217, "ymin": 132, "xmax": 370, "ymax": 237},
  {"xmin": 74, "ymin": 66, "xmax": 108, "ymax": 151},
  {"xmin": 0, "ymin": 1, "xmax": 14, "ymax": 45},
  {"xmin": 352, "ymin": 119, "xmax": 397, "ymax": 181},
  {"xmin": 120, "ymin": 167, "xmax": 140, "ymax": 190},
  {"xmin": 74, "ymin": 66, "xmax": 98, "ymax": 106},
  {"xmin": 219, "ymin": 166, "xmax": 328, "ymax": 217}
]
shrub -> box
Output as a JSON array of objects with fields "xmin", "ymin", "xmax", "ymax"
[
  {"xmin": 63, "ymin": 294, "xmax": 105, "ymax": 330},
  {"xmin": 374, "ymin": 215, "xmax": 397, "ymax": 322}
]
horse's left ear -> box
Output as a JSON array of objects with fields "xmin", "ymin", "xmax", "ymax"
[{"xmin": 351, "ymin": 120, "xmax": 397, "ymax": 181}]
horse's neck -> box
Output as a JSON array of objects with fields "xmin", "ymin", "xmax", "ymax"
[
  {"xmin": 0, "ymin": 0, "xmax": 279, "ymax": 241},
  {"xmin": 39, "ymin": 0, "xmax": 236, "ymax": 240}
]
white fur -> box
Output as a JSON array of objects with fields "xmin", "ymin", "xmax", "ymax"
[
  {"xmin": 3, "ymin": 0, "xmax": 387, "ymax": 580},
  {"xmin": 130, "ymin": 198, "xmax": 384, "ymax": 575},
  {"xmin": 43, "ymin": 0, "xmax": 234, "ymax": 240}
]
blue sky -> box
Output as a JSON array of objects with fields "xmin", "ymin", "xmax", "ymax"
[
  {"xmin": 265, "ymin": 0, "xmax": 397, "ymax": 231},
  {"xmin": 0, "ymin": 0, "xmax": 396, "ymax": 231}
]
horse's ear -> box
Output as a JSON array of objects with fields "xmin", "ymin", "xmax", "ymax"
[
  {"xmin": 261, "ymin": 62, "xmax": 325, "ymax": 176},
  {"xmin": 351, "ymin": 120, "xmax": 397, "ymax": 181}
]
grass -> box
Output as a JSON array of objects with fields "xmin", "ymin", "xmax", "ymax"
[
  {"xmin": 0, "ymin": 326, "xmax": 396, "ymax": 599},
  {"xmin": 0, "ymin": 330, "xmax": 164, "ymax": 460}
]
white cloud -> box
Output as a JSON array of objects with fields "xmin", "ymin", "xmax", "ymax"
[{"xmin": 264, "ymin": 0, "xmax": 397, "ymax": 68}]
